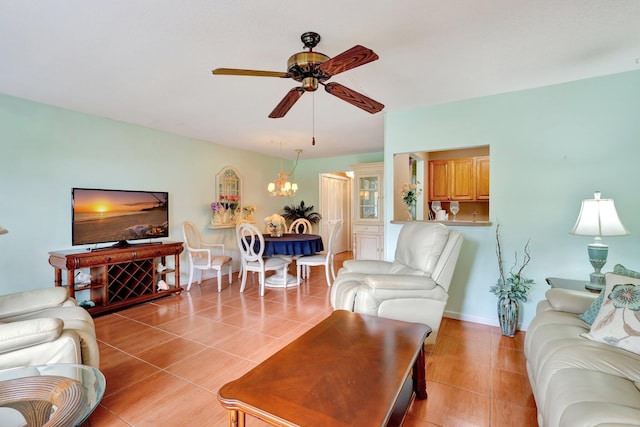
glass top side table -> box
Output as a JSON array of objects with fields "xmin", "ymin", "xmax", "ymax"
[
  {"xmin": 545, "ymin": 277, "xmax": 602, "ymax": 293},
  {"xmin": 0, "ymin": 363, "xmax": 105, "ymax": 427}
]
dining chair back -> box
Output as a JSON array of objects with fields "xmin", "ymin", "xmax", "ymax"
[
  {"xmin": 182, "ymin": 221, "xmax": 233, "ymax": 292},
  {"xmin": 289, "ymin": 218, "xmax": 312, "ymax": 234},
  {"xmin": 296, "ymin": 219, "xmax": 343, "ymax": 287},
  {"xmin": 285, "ymin": 218, "xmax": 313, "ymax": 277},
  {"xmin": 234, "ymin": 219, "xmax": 250, "ymax": 280},
  {"xmin": 236, "ymin": 222, "xmax": 289, "ymax": 296}
]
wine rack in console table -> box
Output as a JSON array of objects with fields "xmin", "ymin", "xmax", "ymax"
[{"xmin": 49, "ymin": 242, "xmax": 183, "ymax": 316}]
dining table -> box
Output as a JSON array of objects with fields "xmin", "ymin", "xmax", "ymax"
[{"xmin": 262, "ymin": 233, "xmax": 324, "ymax": 287}]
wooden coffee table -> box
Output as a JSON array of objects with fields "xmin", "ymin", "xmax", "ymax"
[{"xmin": 218, "ymin": 310, "xmax": 431, "ymax": 427}]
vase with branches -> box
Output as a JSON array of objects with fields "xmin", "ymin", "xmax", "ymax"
[{"xmin": 490, "ymin": 223, "xmax": 534, "ymax": 336}]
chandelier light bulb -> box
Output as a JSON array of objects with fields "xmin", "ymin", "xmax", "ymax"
[{"xmin": 266, "ymin": 147, "xmax": 302, "ymax": 197}]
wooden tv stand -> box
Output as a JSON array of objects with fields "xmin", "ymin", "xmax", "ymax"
[{"xmin": 49, "ymin": 241, "xmax": 183, "ymax": 316}]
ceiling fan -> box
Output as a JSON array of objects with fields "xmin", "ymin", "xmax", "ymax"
[{"xmin": 212, "ymin": 32, "xmax": 384, "ymax": 118}]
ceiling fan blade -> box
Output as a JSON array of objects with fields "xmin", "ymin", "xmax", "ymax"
[
  {"xmin": 323, "ymin": 82, "xmax": 384, "ymax": 114},
  {"xmin": 269, "ymin": 87, "xmax": 305, "ymax": 118},
  {"xmin": 318, "ymin": 45, "xmax": 379, "ymax": 76},
  {"xmin": 212, "ymin": 68, "xmax": 290, "ymax": 78}
]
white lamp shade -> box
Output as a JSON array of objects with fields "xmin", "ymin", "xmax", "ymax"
[
  {"xmin": 571, "ymin": 194, "xmax": 629, "ymax": 237},
  {"xmin": 267, "ymin": 182, "xmax": 275, "ymax": 192},
  {"xmin": 284, "ymin": 182, "xmax": 291, "ymax": 191},
  {"xmin": 291, "ymin": 183, "xmax": 298, "ymax": 191}
]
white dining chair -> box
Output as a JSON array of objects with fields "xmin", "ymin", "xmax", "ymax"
[
  {"xmin": 183, "ymin": 221, "xmax": 233, "ymax": 292},
  {"xmin": 236, "ymin": 222, "xmax": 290, "ymax": 296},
  {"xmin": 285, "ymin": 218, "xmax": 313, "ymax": 278},
  {"xmin": 234, "ymin": 219, "xmax": 250, "ymax": 281},
  {"xmin": 296, "ymin": 219, "xmax": 343, "ymax": 287},
  {"xmin": 288, "ymin": 218, "xmax": 312, "ymax": 234}
]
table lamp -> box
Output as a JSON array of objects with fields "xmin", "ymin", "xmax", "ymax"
[{"xmin": 570, "ymin": 191, "xmax": 629, "ymax": 288}]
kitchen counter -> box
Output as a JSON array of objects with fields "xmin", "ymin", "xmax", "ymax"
[{"xmin": 390, "ymin": 219, "xmax": 491, "ymax": 227}]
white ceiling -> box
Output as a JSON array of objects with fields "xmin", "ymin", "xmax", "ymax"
[{"xmin": 1, "ymin": 1, "xmax": 639, "ymax": 160}]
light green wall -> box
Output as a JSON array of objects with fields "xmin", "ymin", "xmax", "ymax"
[
  {"xmin": 2, "ymin": 70, "xmax": 638, "ymax": 329},
  {"xmin": 293, "ymin": 152, "xmax": 383, "ymax": 212},
  {"xmin": 0, "ymin": 94, "xmax": 318, "ymax": 294},
  {"xmin": 384, "ymin": 70, "xmax": 640, "ymax": 328}
]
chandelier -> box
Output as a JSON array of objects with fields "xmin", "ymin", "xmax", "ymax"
[{"xmin": 267, "ymin": 149, "xmax": 301, "ymax": 197}]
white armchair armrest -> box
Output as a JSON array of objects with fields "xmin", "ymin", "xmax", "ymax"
[
  {"xmin": 0, "ymin": 318, "xmax": 64, "ymax": 353},
  {"xmin": 201, "ymin": 242, "xmax": 225, "ymax": 253},
  {"xmin": 339, "ymin": 260, "xmax": 393, "ymax": 275},
  {"xmin": 0, "ymin": 287, "xmax": 71, "ymax": 319},
  {"xmin": 544, "ymin": 288, "xmax": 598, "ymax": 314},
  {"xmin": 189, "ymin": 247, "xmax": 213, "ymax": 265},
  {"xmin": 364, "ymin": 274, "xmax": 438, "ymax": 290}
]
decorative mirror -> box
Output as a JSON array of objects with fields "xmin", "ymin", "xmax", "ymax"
[{"xmin": 213, "ymin": 167, "xmax": 242, "ymax": 226}]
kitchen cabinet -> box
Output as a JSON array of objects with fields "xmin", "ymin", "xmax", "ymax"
[
  {"xmin": 475, "ymin": 156, "xmax": 490, "ymax": 200},
  {"xmin": 428, "ymin": 157, "xmax": 489, "ymax": 201}
]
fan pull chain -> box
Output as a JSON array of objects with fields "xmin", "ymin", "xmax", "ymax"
[{"xmin": 312, "ymin": 92, "xmax": 316, "ymax": 146}]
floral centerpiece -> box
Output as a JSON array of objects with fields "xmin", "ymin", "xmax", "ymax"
[
  {"xmin": 400, "ymin": 181, "xmax": 422, "ymax": 220},
  {"xmin": 264, "ymin": 213, "xmax": 286, "ymax": 237},
  {"xmin": 490, "ymin": 224, "xmax": 535, "ymax": 336}
]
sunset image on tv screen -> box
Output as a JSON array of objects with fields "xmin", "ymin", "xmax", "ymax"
[{"xmin": 72, "ymin": 189, "xmax": 168, "ymax": 246}]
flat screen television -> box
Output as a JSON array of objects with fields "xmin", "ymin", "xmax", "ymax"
[{"xmin": 72, "ymin": 188, "xmax": 169, "ymax": 248}]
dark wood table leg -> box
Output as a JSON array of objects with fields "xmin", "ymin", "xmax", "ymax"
[{"xmin": 413, "ymin": 344, "xmax": 428, "ymax": 399}]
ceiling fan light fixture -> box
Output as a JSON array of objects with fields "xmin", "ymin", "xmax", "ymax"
[{"xmin": 302, "ymin": 77, "xmax": 318, "ymax": 91}]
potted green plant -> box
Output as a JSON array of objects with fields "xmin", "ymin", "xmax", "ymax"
[
  {"xmin": 282, "ymin": 201, "xmax": 321, "ymax": 225},
  {"xmin": 490, "ymin": 224, "xmax": 534, "ymax": 337}
]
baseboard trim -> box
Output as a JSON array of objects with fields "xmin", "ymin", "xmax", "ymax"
[{"xmin": 443, "ymin": 310, "xmax": 529, "ymax": 332}]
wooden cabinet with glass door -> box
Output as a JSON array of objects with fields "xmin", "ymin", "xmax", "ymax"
[{"xmin": 352, "ymin": 162, "xmax": 384, "ymax": 260}]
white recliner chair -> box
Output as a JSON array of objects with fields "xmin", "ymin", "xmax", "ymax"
[
  {"xmin": 0, "ymin": 287, "xmax": 100, "ymax": 369},
  {"xmin": 331, "ymin": 222, "xmax": 463, "ymax": 344}
]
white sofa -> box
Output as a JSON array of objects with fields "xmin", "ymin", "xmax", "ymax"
[
  {"xmin": 524, "ymin": 271, "xmax": 640, "ymax": 427},
  {"xmin": 0, "ymin": 287, "xmax": 100, "ymax": 369},
  {"xmin": 331, "ymin": 222, "xmax": 463, "ymax": 345}
]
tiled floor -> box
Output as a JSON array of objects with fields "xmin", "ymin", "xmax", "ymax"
[{"xmin": 89, "ymin": 252, "xmax": 537, "ymax": 426}]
